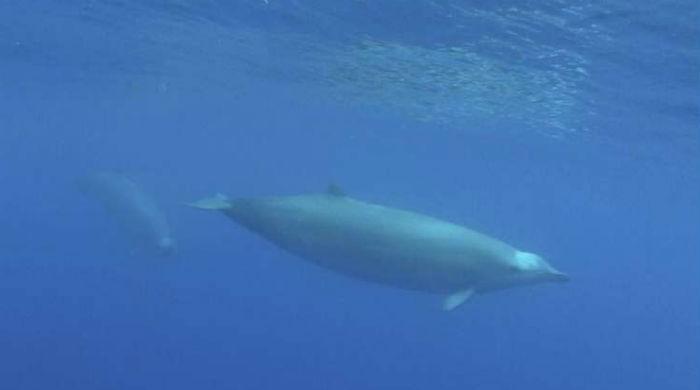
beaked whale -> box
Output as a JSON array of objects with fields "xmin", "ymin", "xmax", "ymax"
[
  {"xmin": 80, "ymin": 172, "xmax": 176, "ymax": 256},
  {"xmin": 191, "ymin": 186, "xmax": 568, "ymax": 310}
]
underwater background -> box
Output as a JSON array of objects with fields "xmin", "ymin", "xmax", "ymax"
[{"xmin": 1, "ymin": 1, "xmax": 698, "ymax": 389}]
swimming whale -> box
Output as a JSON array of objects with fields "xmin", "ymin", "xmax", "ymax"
[
  {"xmin": 80, "ymin": 172, "xmax": 176, "ymax": 256},
  {"xmin": 190, "ymin": 186, "xmax": 567, "ymax": 309}
]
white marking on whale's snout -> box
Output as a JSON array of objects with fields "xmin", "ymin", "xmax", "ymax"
[
  {"xmin": 157, "ymin": 237, "xmax": 176, "ymax": 256},
  {"xmin": 514, "ymin": 251, "xmax": 542, "ymax": 270},
  {"xmin": 515, "ymin": 251, "xmax": 569, "ymax": 282}
]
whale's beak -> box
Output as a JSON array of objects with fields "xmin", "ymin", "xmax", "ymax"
[
  {"xmin": 548, "ymin": 269, "xmax": 570, "ymax": 282},
  {"xmin": 157, "ymin": 237, "xmax": 177, "ymax": 256}
]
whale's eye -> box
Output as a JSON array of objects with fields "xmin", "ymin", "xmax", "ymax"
[{"xmin": 507, "ymin": 264, "xmax": 522, "ymax": 273}]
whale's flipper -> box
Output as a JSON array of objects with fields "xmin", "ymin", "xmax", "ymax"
[
  {"xmin": 443, "ymin": 289, "xmax": 475, "ymax": 311},
  {"xmin": 188, "ymin": 193, "xmax": 231, "ymax": 210}
]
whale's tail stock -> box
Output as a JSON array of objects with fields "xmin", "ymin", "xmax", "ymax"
[{"xmin": 187, "ymin": 193, "xmax": 231, "ymax": 210}]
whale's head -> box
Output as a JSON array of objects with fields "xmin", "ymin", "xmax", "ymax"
[
  {"xmin": 157, "ymin": 236, "xmax": 177, "ymax": 256},
  {"xmin": 511, "ymin": 251, "xmax": 569, "ymax": 284},
  {"xmin": 479, "ymin": 251, "xmax": 568, "ymax": 292}
]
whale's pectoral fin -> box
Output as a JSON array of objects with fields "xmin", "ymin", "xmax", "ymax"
[
  {"xmin": 442, "ymin": 289, "xmax": 475, "ymax": 311},
  {"xmin": 187, "ymin": 193, "xmax": 231, "ymax": 210}
]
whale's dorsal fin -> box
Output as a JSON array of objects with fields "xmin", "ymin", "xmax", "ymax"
[
  {"xmin": 442, "ymin": 288, "xmax": 475, "ymax": 311},
  {"xmin": 326, "ymin": 183, "xmax": 346, "ymax": 197}
]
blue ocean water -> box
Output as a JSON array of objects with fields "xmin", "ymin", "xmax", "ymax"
[{"xmin": 1, "ymin": 1, "xmax": 698, "ymax": 389}]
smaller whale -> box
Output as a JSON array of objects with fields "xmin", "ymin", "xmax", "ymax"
[
  {"xmin": 190, "ymin": 186, "xmax": 568, "ymax": 310},
  {"xmin": 80, "ymin": 172, "xmax": 176, "ymax": 256}
]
